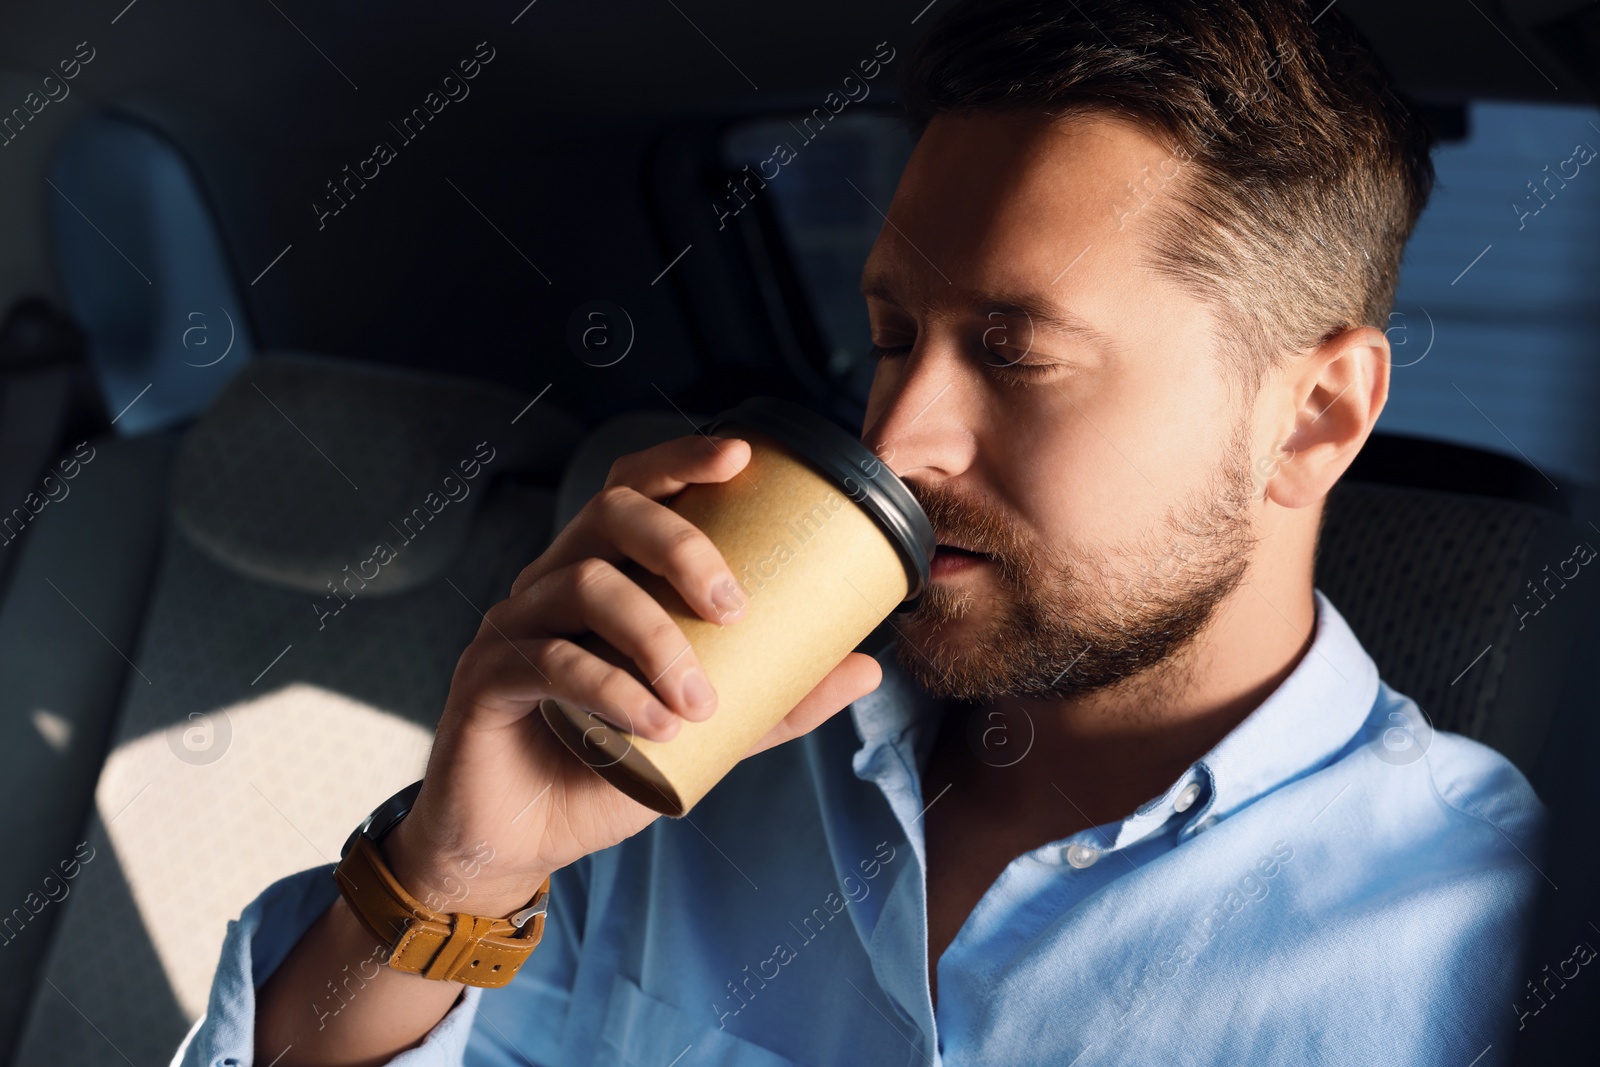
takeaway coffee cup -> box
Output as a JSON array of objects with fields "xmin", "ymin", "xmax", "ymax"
[{"xmin": 539, "ymin": 396, "xmax": 934, "ymax": 817}]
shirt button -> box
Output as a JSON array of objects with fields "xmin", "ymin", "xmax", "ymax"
[
  {"xmin": 1064, "ymin": 843, "xmax": 1100, "ymax": 869},
  {"xmin": 1174, "ymin": 782, "xmax": 1201, "ymax": 813},
  {"xmin": 1191, "ymin": 815, "xmax": 1218, "ymax": 835}
]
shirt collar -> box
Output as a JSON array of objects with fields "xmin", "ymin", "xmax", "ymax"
[
  {"xmin": 850, "ymin": 588, "xmax": 1379, "ymax": 850},
  {"xmin": 1178, "ymin": 587, "xmax": 1378, "ymax": 828}
]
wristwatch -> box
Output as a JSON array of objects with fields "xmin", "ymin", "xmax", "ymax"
[{"xmin": 333, "ymin": 779, "xmax": 551, "ymax": 989}]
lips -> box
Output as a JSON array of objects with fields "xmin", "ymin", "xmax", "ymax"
[{"xmin": 931, "ymin": 541, "xmax": 993, "ymax": 577}]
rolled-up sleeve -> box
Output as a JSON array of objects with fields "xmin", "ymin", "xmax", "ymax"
[{"xmin": 168, "ymin": 863, "xmax": 484, "ymax": 1067}]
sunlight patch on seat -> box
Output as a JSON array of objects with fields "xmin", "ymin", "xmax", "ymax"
[
  {"xmin": 94, "ymin": 683, "xmax": 433, "ymax": 1019},
  {"xmin": 30, "ymin": 709, "xmax": 73, "ymax": 753}
]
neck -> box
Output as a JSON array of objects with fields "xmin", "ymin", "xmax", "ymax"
[{"xmin": 926, "ymin": 554, "xmax": 1318, "ymax": 831}]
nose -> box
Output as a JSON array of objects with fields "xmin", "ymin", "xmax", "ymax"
[{"xmin": 859, "ymin": 342, "xmax": 978, "ymax": 483}]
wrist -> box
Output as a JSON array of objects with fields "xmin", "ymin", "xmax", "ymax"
[{"xmin": 381, "ymin": 815, "xmax": 550, "ymax": 919}]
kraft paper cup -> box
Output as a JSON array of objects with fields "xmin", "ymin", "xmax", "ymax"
[{"xmin": 539, "ymin": 396, "xmax": 934, "ymax": 817}]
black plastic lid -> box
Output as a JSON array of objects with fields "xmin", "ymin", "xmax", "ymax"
[{"xmin": 697, "ymin": 396, "xmax": 934, "ymax": 610}]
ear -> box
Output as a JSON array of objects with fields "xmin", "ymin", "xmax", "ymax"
[{"xmin": 1264, "ymin": 325, "xmax": 1390, "ymax": 510}]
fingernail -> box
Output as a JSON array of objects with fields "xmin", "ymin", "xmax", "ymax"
[
  {"xmin": 681, "ymin": 669, "xmax": 716, "ymax": 716},
  {"xmin": 711, "ymin": 578, "xmax": 746, "ymax": 621}
]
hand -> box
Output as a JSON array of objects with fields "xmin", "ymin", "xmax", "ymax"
[{"xmin": 383, "ymin": 433, "xmax": 884, "ymax": 916}]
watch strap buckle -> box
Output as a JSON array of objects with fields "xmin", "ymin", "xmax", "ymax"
[
  {"xmin": 333, "ymin": 830, "xmax": 551, "ymax": 989},
  {"xmin": 510, "ymin": 889, "xmax": 549, "ymax": 930}
]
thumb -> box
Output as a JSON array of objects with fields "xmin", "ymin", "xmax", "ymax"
[{"xmin": 744, "ymin": 652, "xmax": 884, "ymax": 758}]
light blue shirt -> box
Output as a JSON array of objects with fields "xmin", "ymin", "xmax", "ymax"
[{"xmin": 175, "ymin": 588, "xmax": 1548, "ymax": 1066}]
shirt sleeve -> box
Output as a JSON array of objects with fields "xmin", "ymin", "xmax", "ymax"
[{"xmin": 167, "ymin": 862, "xmax": 486, "ymax": 1067}]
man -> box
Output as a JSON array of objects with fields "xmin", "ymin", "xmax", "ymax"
[{"xmin": 177, "ymin": 0, "xmax": 1546, "ymax": 1064}]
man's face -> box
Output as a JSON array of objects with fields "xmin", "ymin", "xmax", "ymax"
[{"xmin": 860, "ymin": 111, "xmax": 1266, "ymax": 704}]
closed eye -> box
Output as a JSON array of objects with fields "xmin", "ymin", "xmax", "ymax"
[
  {"xmin": 869, "ymin": 341, "xmax": 1063, "ymax": 385},
  {"xmin": 980, "ymin": 342, "xmax": 1054, "ymax": 373}
]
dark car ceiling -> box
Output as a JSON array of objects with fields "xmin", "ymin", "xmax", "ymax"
[
  {"xmin": 0, "ymin": 0, "xmax": 1579, "ymax": 119},
  {"xmin": 0, "ymin": 0, "xmax": 1593, "ymax": 422}
]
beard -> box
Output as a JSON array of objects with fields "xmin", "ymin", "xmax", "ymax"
[{"xmin": 892, "ymin": 413, "xmax": 1260, "ymax": 703}]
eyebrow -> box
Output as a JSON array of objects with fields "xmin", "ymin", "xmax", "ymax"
[{"xmin": 860, "ymin": 277, "xmax": 1122, "ymax": 358}]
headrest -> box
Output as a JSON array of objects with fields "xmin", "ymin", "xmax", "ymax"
[
  {"xmin": 172, "ymin": 353, "xmax": 581, "ymax": 596},
  {"xmin": 1316, "ymin": 479, "xmax": 1589, "ymax": 777}
]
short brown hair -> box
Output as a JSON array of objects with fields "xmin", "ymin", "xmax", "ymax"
[{"xmin": 900, "ymin": 0, "xmax": 1436, "ymax": 396}]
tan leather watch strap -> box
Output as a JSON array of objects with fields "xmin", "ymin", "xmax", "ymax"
[{"xmin": 334, "ymin": 835, "xmax": 550, "ymax": 989}]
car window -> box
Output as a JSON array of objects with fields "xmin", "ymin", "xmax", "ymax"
[{"xmin": 722, "ymin": 111, "xmax": 915, "ymax": 412}]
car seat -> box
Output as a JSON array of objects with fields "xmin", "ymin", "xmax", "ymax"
[{"xmin": 3, "ymin": 352, "xmax": 580, "ymax": 1065}]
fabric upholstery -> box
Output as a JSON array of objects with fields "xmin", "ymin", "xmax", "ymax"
[
  {"xmin": 173, "ymin": 351, "xmax": 574, "ymax": 597},
  {"xmin": 1315, "ymin": 479, "xmax": 1587, "ymax": 779},
  {"xmin": 13, "ymin": 354, "xmax": 580, "ymax": 1066},
  {"xmin": 0, "ymin": 431, "xmax": 178, "ymax": 1056}
]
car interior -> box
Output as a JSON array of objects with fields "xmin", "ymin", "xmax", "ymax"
[{"xmin": 0, "ymin": 1, "xmax": 1597, "ymax": 1064}]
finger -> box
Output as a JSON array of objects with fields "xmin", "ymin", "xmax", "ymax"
[
  {"xmin": 744, "ymin": 653, "xmax": 884, "ymax": 758},
  {"xmin": 585, "ymin": 485, "xmax": 748, "ymax": 625},
  {"xmin": 452, "ymin": 631, "xmax": 683, "ymax": 743},
  {"xmin": 534, "ymin": 557, "xmax": 721, "ymax": 721},
  {"xmin": 510, "ymin": 435, "xmax": 750, "ymax": 600},
  {"xmin": 604, "ymin": 434, "xmax": 751, "ymax": 500}
]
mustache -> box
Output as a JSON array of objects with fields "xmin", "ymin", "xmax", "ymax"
[{"xmin": 906, "ymin": 481, "xmax": 1029, "ymax": 563}]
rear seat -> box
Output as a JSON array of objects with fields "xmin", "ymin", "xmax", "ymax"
[
  {"xmin": 0, "ymin": 430, "xmax": 178, "ymax": 1055},
  {"xmin": 6, "ymin": 353, "xmax": 580, "ymax": 1065}
]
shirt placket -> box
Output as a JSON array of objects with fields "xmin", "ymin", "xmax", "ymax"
[{"xmin": 853, "ymin": 721, "xmax": 943, "ymax": 1065}]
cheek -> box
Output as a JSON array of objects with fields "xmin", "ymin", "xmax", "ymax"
[
  {"xmin": 996, "ymin": 370, "xmax": 1228, "ymax": 551},
  {"xmin": 985, "ymin": 407, "xmax": 1102, "ymax": 546}
]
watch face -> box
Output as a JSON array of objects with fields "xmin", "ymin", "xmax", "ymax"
[{"xmin": 342, "ymin": 780, "xmax": 424, "ymax": 859}]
